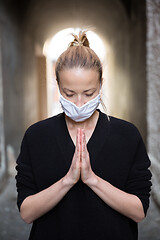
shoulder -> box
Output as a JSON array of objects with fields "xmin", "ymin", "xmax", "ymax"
[
  {"xmin": 109, "ymin": 115, "xmax": 138, "ymax": 132},
  {"xmin": 24, "ymin": 112, "xmax": 63, "ymax": 138},
  {"xmin": 108, "ymin": 115, "xmax": 142, "ymax": 143}
]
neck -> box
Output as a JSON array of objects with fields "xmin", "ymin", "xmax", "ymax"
[{"xmin": 65, "ymin": 110, "xmax": 99, "ymax": 129}]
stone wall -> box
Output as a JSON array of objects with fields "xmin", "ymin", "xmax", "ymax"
[
  {"xmin": 0, "ymin": 1, "xmax": 39, "ymax": 190},
  {"xmin": 0, "ymin": 2, "xmax": 21, "ymax": 188},
  {"xmin": 0, "ymin": 34, "xmax": 6, "ymax": 190},
  {"xmin": 146, "ymin": 0, "xmax": 160, "ymax": 207}
]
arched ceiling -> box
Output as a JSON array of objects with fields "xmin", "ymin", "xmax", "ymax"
[{"xmin": 21, "ymin": 0, "xmax": 129, "ymax": 47}]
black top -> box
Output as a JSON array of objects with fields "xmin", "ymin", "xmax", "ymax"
[{"xmin": 15, "ymin": 109, "xmax": 152, "ymax": 240}]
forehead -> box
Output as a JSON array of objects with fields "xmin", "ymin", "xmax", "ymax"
[{"xmin": 59, "ymin": 68, "xmax": 99, "ymax": 87}]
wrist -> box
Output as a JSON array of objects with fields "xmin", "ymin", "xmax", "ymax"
[
  {"xmin": 62, "ymin": 175, "xmax": 76, "ymax": 188},
  {"xmin": 84, "ymin": 172, "xmax": 98, "ymax": 188}
]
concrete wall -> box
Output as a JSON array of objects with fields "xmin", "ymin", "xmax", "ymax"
[
  {"xmin": 0, "ymin": 1, "xmax": 39, "ymax": 189},
  {"xmin": 106, "ymin": 0, "xmax": 147, "ymax": 141},
  {"xmin": 146, "ymin": 0, "xmax": 160, "ymax": 207},
  {"xmin": 0, "ymin": 25, "xmax": 6, "ymax": 190},
  {"xmin": 0, "ymin": 2, "xmax": 22, "ymax": 187}
]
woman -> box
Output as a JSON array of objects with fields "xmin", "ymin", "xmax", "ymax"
[{"xmin": 15, "ymin": 30, "xmax": 152, "ymax": 240}]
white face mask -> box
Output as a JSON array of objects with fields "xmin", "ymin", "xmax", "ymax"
[{"xmin": 59, "ymin": 89, "xmax": 101, "ymax": 122}]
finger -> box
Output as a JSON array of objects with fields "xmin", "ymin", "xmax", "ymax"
[
  {"xmin": 82, "ymin": 129, "xmax": 87, "ymax": 152},
  {"xmin": 76, "ymin": 128, "xmax": 81, "ymax": 153},
  {"xmin": 83, "ymin": 130, "xmax": 86, "ymax": 146},
  {"xmin": 81, "ymin": 129, "xmax": 84, "ymax": 152},
  {"xmin": 79, "ymin": 128, "xmax": 82, "ymax": 151},
  {"xmin": 79, "ymin": 129, "xmax": 82, "ymax": 156},
  {"xmin": 81, "ymin": 130, "xmax": 90, "ymax": 163},
  {"xmin": 79, "ymin": 128, "xmax": 82, "ymax": 145},
  {"xmin": 75, "ymin": 128, "xmax": 78, "ymax": 150}
]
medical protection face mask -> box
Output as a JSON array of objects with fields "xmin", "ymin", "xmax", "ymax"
[{"xmin": 59, "ymin": 89, "xmax": 101, "ymax": 122}]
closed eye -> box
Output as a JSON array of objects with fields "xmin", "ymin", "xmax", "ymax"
[
  {"xmin": 65, "ymin": 93, "xmax": 94, "ymax": 97},
  {"xmin": 86, "ymin": 93, "xmax": 94, "ymax": 97},
  {"xmin": 66, "ymin": 93, "xmax": 74, "ymax": 97}
]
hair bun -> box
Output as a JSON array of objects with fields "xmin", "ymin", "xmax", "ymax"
[{"xmin": 68, "ymin": 30, "xmax": 90, "ymax": 48}]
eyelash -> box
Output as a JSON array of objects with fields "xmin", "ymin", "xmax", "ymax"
[
  {"xmin": 86, "ymin": 93, "xmax": 94, "ymax": 97},
  {"xmin": 66, "ymin": 93, "xmax": 94, "ymax": 97},
  {"xmin": 65, "ymin": 94, "xmax": 74, "ymax": 97}
]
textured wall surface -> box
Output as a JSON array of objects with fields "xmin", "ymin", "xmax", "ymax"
[
  {"xmin": 0, "ymin": 1, "xmax": 39, "ymax": 190},
  {"xmin": 0, "ymin": 35, "xmax": 6, "ymax": 190},
  {"xmin": 146, "ymin": 0, "xmax": 160, "ymax": 207},
  {"xmin": 0, "ymin": 1, "xmax": 39, "ymax": 155}
]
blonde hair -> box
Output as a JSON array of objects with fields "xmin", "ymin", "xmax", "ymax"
[
  {"xmin": 55, "ymin": 30, "xmax": 103, "ymax": 84},
  {"xmin": 55, "ymin": 29, "xmax": 109, "ymax": 118}
]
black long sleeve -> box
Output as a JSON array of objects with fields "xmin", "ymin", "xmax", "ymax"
[{"xmin": 15, "ymin": 110, "xmax": 152, "ymax": 240}]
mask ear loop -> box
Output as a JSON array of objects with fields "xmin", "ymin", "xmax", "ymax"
[
  {"xmin": 99, "ymin": 82, "xmax": 102, "ymax": 94},
  {"xmin": 107, "ymin": 113, "xmax": 110, "ymax": 122},
  {"xmin": 99, "ymin": 82, "xmax": 110, "ymax": 122}
]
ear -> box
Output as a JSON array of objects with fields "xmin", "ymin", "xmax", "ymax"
[{"xmin": 99, "ymin": 79, "xmax": 103, "ymax": 90}]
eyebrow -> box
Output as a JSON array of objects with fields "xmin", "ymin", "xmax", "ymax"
[{"xmin": 63, "ymin": 88, "xmax": 96, "ymax": 93}]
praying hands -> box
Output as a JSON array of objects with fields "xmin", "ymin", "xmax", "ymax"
[{"xmin": 66, "ymin": 128, "xmax": 96, "ymax": 185}]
